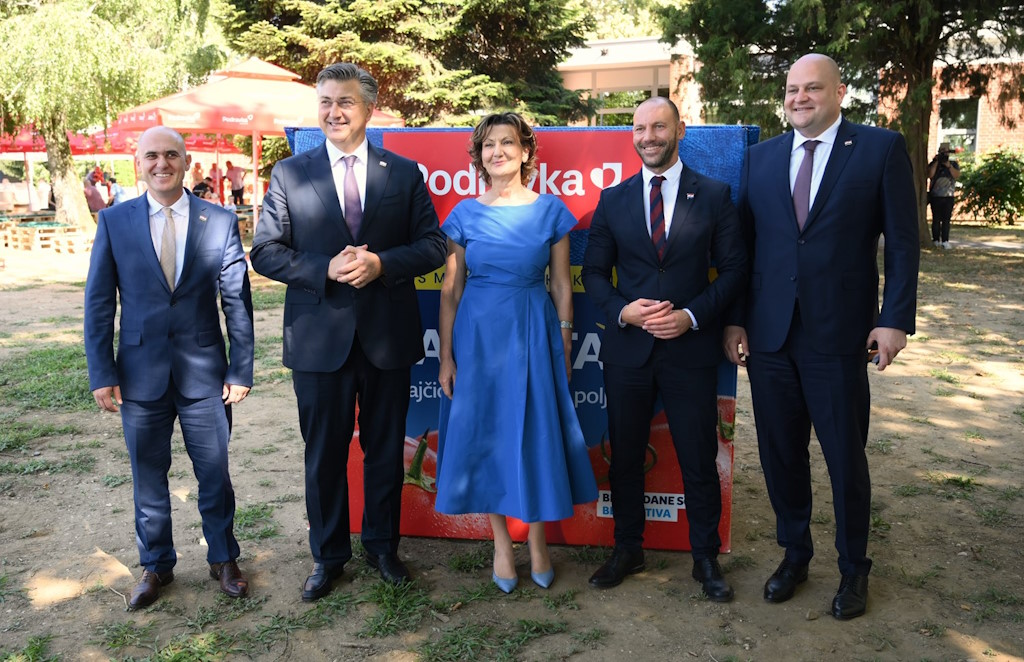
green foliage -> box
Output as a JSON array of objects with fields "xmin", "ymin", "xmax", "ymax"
[
  {"xmin": 0, "ymin": 344, "xmax": 91, "ymax": 411},
  {"xmin": 958, "ymin": 150, "xmax": 1024, "ymax": 225},
  {"xmin": 0, "ymin": 634, "xmax": 59, "ymax": 662},
  {"xmin": 577, "ymin": 0, "xmax": 661, "ymax": 40},
  {"xmin": 0, "ymin": 421, "xmax": 80, "ymax": 453},
  {"xmin": 215, "ymin": 0, "xmax": 593, "ymax": 125}
]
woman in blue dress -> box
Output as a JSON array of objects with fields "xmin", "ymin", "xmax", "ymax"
[{"xmin": 436, "ymin": 113, "xmax": 598, "ymax": 593}]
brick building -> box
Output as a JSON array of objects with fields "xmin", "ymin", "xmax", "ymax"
[{"xmin": 925, "ymin": 61, "xmax": 1024, "ymax": 158}]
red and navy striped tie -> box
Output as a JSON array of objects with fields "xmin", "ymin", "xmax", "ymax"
[{"xmin": 650, "ymin": 175, "xmax": 667, "ymax": 260}]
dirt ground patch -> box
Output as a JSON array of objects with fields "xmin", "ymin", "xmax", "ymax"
[{"xmin": 1, "ymin": 224, "xmax": 1022, "ymax": 661}]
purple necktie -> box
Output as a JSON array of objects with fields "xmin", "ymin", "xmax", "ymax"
[
  {"xmin": 793, "ymin": 140, "xmax": 819, "ymax": 230},
  {"xmin": 342, "ymin": 155, "xmax": 362, "ymax": 237},
  {"xmin": 650, "ymin": 175, "xmax": 666, "ymax": 260}
]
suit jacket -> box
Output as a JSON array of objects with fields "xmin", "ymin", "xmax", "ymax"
[
  {"xmin": 84, "ymin": 191, "xmax": 254, "ymax": 401},
  {"xmin": 250, "ymin": 141, "xmax": 445, "ymax": 372},
  {"xmin": 581, "ymin": 163, "xmax": 747, "ymax": 368},
  {"xmin": 736, "ymin": 119, "xmax": 919, "ymax": 355}
]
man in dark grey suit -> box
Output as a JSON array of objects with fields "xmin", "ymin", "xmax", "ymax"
[
  {"xmin": 582, "ymin": 97, "xmax": 747, "ymax": 600},
  {"xmin": 251, "ymin": 63, "xmax": 445, "ymax": 600},
  {"xmin": 724, "ymin": 54, "xmax": 919, "ymax": 619}
]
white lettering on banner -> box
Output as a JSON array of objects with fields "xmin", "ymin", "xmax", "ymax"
[
  {"xmin": 221, "ymin": 114, "xmax": 255, "ymax": 124},
  {"xmin": 410, "ymin": 380, "xmax": 444, "ymax": 403},
  {"xmin": 418, "ymin": 329, "xmax": 440, "ymax": 364},
  {"xmin": 572, "ymin": 332, "xmax": 602, "ymax": 370},
  {"xmin": 418, "ymin": 162, "xmax": 624, "ymax": 198},
  {"xmin": 596, "ymin": 490, "xmax": 685, "ymax": 521},
  {"xmin": 573, "ymin": 387, "xmax": 606, "ymax": 409}
]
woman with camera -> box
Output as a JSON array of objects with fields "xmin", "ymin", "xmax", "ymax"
[{"xmin": 927, "ymin": 142, "xmax": 960, "ymax": 249}]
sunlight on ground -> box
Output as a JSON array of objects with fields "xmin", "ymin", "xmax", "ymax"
[
  {"xmin": 170, "ymin": 486, "xmax": 191, "ymax": 502},
  {"xmin": 26, "ymin": 547, "xmax": 132, "ymax": 608},
  {"xmin": 947, "ymin": 629, "xmax": 1024, "ymax": 662}
]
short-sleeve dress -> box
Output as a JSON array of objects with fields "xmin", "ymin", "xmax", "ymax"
[{"xmin": 435, "ymin": 194, "xmax": 598, "ymax": 522}]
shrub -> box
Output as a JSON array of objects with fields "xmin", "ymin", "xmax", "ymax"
[{"xmin": 957, "ymin": 149, "xmax": 1024, "ymax": 225}]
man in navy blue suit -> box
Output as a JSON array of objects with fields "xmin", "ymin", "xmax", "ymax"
[
  {"xmin": 251, "ymin": 63, "xmax": 445, "ymax": 600},
  {"xmin": 84, "ymin": 126, "xmax": 254, "ymax": 610},
  {"xmin": 724, "ymin": 54, "xmax": 919, "ymax": 619},
  {"xmin": 582, "ymin": 97, "xmax": 747, "ymax": 600}
]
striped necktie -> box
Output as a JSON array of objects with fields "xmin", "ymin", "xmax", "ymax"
[{"xmin": 650, "ymin": 175, "xmax": 667, "ymax": 260}]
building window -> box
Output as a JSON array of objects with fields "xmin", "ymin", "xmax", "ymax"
[
  {"xmin": 938, "ymin": 98, "xmax": 979, "ymax": 153},
  {"xmin": 595, "ymin": 89, "xmax": 670, "ymax": 126}
]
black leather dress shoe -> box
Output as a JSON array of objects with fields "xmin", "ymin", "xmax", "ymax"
[
  {"xmin": 302, "ymin": 562, "xmax": 344, "ymax": 602},
  {"xmin": 832, "ymin": 574, "xmax": 868, "ymax": 620},
  {"xmin": 589, "ymin": 548, "xmax": 645, "ymax": 589},
  {"xmin": 366, "ymin": 553, "xmax": 411, "ymax": 585},
  {"xmin": 128, "ymin": 569, "xmax": 174, "ymax": 610},
  {"xmin": 764, "ymin": 559, "xmax": 809, "ymax": 603},
  {"xmin": 692, "ymin": 558, "xmax": 734, "ymax": 602}
]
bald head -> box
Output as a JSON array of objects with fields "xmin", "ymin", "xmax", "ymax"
[
  {"xmin": 636, "ymin": 95, "xmax": 681, "ymax": 125},
  {"xmin": 784, "ymin": 53, "xmax": 846, "ymax": 139},
  {"xmin": 135, "ymin": 126, "xmax": 191, "ymax": 206}
]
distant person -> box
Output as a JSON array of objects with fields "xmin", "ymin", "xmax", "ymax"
[
  {"xmin": 84, "ymin": 126, "xmax": 254, "ymax": 611},
  {"xmin": 107, "ymin": 178, "xmax": 133, "ymax": 206},
  {"xmin": 250, "ymin": 62, "xmax": 446, "ymax": 600},
  {"xmin": 928, "ymin": 142, "xmax": 960, "ymax": 249},
  {"xmin": 435, "ymin": 112, "xmax": 598, "ymax": 594},
  {"xmin": 190, "ymin": 162, "xmax": 204, "ymax": 189},
  {"xmin": 192, "ymin": 177, "xmax": 213, "ymax": 196},
  {"xmin": 225, "ymin": 161, "xmax": 246, "ymax": 205},
  {"xmin": 84, "ymin": 178, "xmax": 106, "ymax": 212},
  {"xmin": 208, "ymin": 163, "xmax": 222, "ymax": 201},
  {"xmin": 724, "ymin": 54, "xmax": 919, "ymax": 620}
]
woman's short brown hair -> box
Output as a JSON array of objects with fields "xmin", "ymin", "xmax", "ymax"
[{"xmin": 468, "ymin": 112, "xmax": 538, "ymax": 187}]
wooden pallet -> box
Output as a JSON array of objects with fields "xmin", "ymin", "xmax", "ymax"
[
  {"xmin": 52, "ymin": 229, "xmax": 93, "ymax": 254},
  {"xmin": 7, "ymin": 225, "xmax": 78, "ymax": 251}
]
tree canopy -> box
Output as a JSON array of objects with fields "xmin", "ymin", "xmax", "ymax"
[
  {"xmin": 0, "ymin": 0, "xmax": 223, "ymax": 227},
  {"xmin": 215, "ymin": 0, "xmax": 594, "ymax": 125},
  {"xmin": 657, "ymin": 0, "xmax": 1024, "ymax": 243}
]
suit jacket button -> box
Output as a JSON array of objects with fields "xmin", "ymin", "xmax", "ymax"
[
  {"xmin": 798, "ymin": 239, "xmax": 806, "ymax": 245},
  {"xmin": 790, "ymin": 276, "xmax": 797, "ymax": 281}
]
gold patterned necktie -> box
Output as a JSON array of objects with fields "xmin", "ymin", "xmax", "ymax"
[{"xmin": 160, "ymin": 206, "xmax": 176, "ymax": 290}]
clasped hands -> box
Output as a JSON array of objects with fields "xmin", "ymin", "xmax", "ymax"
[
  {"xmin": 329, "ymin": 244, "xmax": 382, "ymax": 289},
  {"xmin": 622, "ymin": 298, "xmax": 691, "ymax": 340}
]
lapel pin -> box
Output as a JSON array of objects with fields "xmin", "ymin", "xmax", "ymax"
[
  {"xmin": 844, "ymin": 140, "xmax": 853, "ymax": 146},
  {"xmin": 686, "ymin": 193, "xmax": 695, "ymax": 199},
  {"xmin": 379, "ymin": 161, "xmax": 387, "ymax": 167},
  {"xmin": 199, "ymin": 214, "xmax": 208, "ymax": 222}
]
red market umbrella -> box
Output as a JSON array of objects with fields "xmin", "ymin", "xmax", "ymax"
[{"xmin": 0, "ymin": 126, "xmax": 105, "ymax": 211}]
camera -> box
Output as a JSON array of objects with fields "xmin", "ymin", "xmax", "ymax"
[{"xmin": 938, "ymin": 152, "xmax": 949, "ymax": 164}]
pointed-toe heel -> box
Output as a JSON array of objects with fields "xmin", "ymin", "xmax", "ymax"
[
  {"xmin": 531, "ymin": 568, "xmax": 555, "ymax": 589},
  {"xmin": 492, "ymin": 572, "xmax": 518, "ymax": 594}
]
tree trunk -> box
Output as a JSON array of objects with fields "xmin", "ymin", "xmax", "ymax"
[
  {"xmin": 899, "ymin": 60, "xmax": 936, "ymax": 250},
  {"xmin": 40, "ymin": 113, "xmax": 93, "ymax": 232}
]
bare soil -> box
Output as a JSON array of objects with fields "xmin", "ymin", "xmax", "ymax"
[{"xmin": 0, "ymin": 224, "xmax": 1022, "ymax": 662}]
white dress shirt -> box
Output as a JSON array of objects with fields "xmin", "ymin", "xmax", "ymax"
[
  {"xmin": 790, "ymin": 114, "xmax": 843, "ymax": 209},
  {"xmin": 147, "ymin": 190, "xmax": 190, "ymax": 286},
  {"xmin": 325, "ymin": 138, "xmax": 368, "ymax": 217}
]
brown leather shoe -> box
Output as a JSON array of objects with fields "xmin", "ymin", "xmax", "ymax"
[
  {"xmin": 128, "ymin": 569, "xmax": 173, "ymax": 610},
  {"xmin": 209, "ymin": 561, "xmax": 248, "ymax": 599}
]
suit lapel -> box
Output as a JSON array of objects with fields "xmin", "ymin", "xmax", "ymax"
[
  {"xmin": 804, "ymin": 120, "xmax": 856, "ymax": 231},
  {"xmin": 129, "ymin": 196, "xmax": 172, "ymax": 291},
  {"xmin": 361, "ymin": 143, "xmax": 390, "ymax": 241},
  {"xmin": 663, "ymin": 165, "xmax": 698, "ymax": 258},
  {"xmin": 303, "ymin": 144, "xmax": 346, "ymax": 236},
  {"xmin": 776, "ymin": 133, "xmax": 799, "ymax": 231},
  {"xmin": 180, "ymin": 191, "xmax": 209, "ymax": 281}
]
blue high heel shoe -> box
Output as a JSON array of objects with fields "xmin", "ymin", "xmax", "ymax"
[
  {"xmin": 531, "ymin": 567, "xmax": 555, "ymax": 589},
  {"xmin": 492, "ymin": 572, "xmax": 518, "ymax": 594}
]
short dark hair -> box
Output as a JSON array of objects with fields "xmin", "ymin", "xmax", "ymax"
[
  {"xmin": 316, "ymin": 63, "xmax": 379, "ymax": 106},
  {"xmin": 469, "ymin": 112, "xmax": 538, "ymax": 187}
]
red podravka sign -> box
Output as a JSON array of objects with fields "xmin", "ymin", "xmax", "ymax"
[{"xmin": 289, "ymin": 125, "xmax": 758, "ymax": 551}]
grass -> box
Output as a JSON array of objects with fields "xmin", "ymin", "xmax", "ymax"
[
  {"xmin": 916, "ymin": 620, "xmax": 946, "ymax": 637},
  {"xmin": 0, "ymin": 344, "xmax": 92, "ymax": 411},
  {"xmin": 359, "ymin": 580, "xmax": 433, "ymax": 637},
  {"xmin": 234, "ymin": 502, "xmax": 280, "ymax": 540},
  {"xmin": 542, "ymin": 588, "xmax": 580, "ymax": 611},
  {"xmin": 447, "ymin": 544, "xmax": 491, "ymax": 572},
  {"xmin": 0, "ymin": 573, "xmax": 23, "ymax": 603},
  {"xmin": 0, "ymin": 452, "xmax": 96, "ymax": 475},
  {"xmin": 250, "ymin": 285, "xmax": 287, "ymax": 311},
  {"xmin": 0, "ymin": 421, "xmax": 80, "ymax": 453},
  {"xmin": 417, "ymin": 619, "xmax": 568, "ymax": 662},
  {"xmin": 95, "ymin": 621, "xmax": 154, "ymax": 651},
  {"xmin": 893, "ymin": 484, "xmax": 925, "ymax": 497},
  {"xmin": 101, "ymin": 474, "xmax": 131, "ymax": 488},
  {"xmin": 978, "ymin": 506, "xmax": 1010, "ymax": 527},
  {"xmin": 0, "ymin": 635, "xmax": 59, "ymax": 662}
]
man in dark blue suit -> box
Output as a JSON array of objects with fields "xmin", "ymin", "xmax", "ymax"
[
  {"xmin": 251, "ymin": 63, "xmax": 445, "ymax": 600},
  {"xmin": 582, "ymin": 97, "xmax": 747, "ymax": 600},
  {"xmin": 724, "ymin": 54, "xmax": 919, "ymax": 619},
  {"xmin": 84, "ymin": 126, "xmax": 254, "ymax": 610}
]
